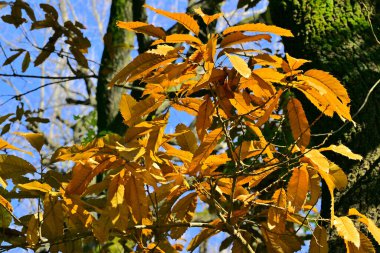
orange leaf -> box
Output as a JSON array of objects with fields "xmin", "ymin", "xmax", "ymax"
[
  {"xmin": 188, "ymin": 128, "xmax": 223, "ymax": 175},
  {"xmin": 287, "ymin": 97, "xmax": 310, "ymax": 150},
  {"xmin": 196, "ymin": 95, "xmax": 214, "ymax": 141},
  {"xmin": 145, "ymin": 4, "xmax": 199, "ymax": 35},
  {"xmin": 194, "ymin": 8, "xmax": 222, "ymax": 25},
  {"xmin": 298, "ymin": 70, "xmax": 351, "ymax": 121},
  {"xmin": 229, "ymin": 92, "xmax": 255, "ymax": 115},
  {"xmin": 287, "ymin": 165, "xmax": 309, "ymax": 213},
  {"xmin": 223, "ymin": 23, "xmax": 293, "ymax": 37},
  {"xmin": 225, "ymin": 53, "xmax": 251, "ymax": 78},
  {"xmin": 171, "ymin": 192, "xmax": 197, "ymax": 239},
  {"xmin": 255, "ymin": 89, "xmax": 283, "ymax": 127},
  {"xmin": 116, "ymin": 21, "xmax": 166, "ymax": 38},
  {"xmin": 221, "ymin": 32, "xmax": 271, "ymax": 48},
  {"xmin": 108, "ymin": 52, "xmax": 178, "ymax": 87}
]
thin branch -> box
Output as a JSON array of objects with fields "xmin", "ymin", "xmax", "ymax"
[{"xmin": 0, "ymin": 73, "xmax": 97, "ymax": 80}]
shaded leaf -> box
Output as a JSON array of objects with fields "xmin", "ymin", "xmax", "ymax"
[
  {"xmin": 117, "ymin": 21, "xmax": 166, "ymax": 39},
  {"xmin": 14, "ymin": 132, "xmax": 44, "ymax": 152},
  {"xmin": 309, "ymin": 226, "xmax": 328, "ymax": 253}
]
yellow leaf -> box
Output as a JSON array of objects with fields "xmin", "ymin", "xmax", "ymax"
[
  {"xmin": 333, "ymin": 216, "xmax": 360, "ymax": 248},
  {"xmin": 144, "ymin": 4, "xmax": 199, "ymax": 35},
  {"xmin": 196, "ymin": 95, "xmax": 214, "ymax": 141},
  {"xmin": 240, "ymin": 75, "xmax": 275, "ymax": 101},
  {"xmin": 147, "ymin": 45, "xmax": 176, "ymax": 55},
  {"xmin": 175, "ymin": 124, "xmax": 197, "ymax": 153},
  {"xmin": 284, "ymin": 53, "xmax": 310, "ymax": 71},
  {"xmin": 162, "ymin": 143, "xmax": 193, "ymax": 163},
  {"xmin": 0, "ymin": 138, "xmax": 32, "ymax": 155},
  {"xmin": 309, "ymin": 226, "xmax": 328, "ymax": 253},
  {"xmin": 253, "ymin": 68, "xmax": 285, "ymax": 83},
  {"xmin": 316, "ymin": 168, "xmax": 336, "ymax": 222},
  {"xmin": 229, "ymin": 92, "xmax": 256, "ymax": 115},
  {"xmin": 268, "ymin": 188, "xmax": 286, "ymax": 232},
  {"xmin": 18, "ymin": 181, "xmax": 52, "ymax": 193},
  {"xmin": 14, "ymin": 132, "xmax": 44, "ymax": 152},
  {"xmin": 346, "ymin": 231, "xmax": 376, "ymax": 253},
  {"xmin": 287, "ymin": 97, "xmax": 310, "ymax": 150},
  {"xmin": 194, "ymin": 8, "xmax": 222, "ymax": 25},
  {"xmin": 116, "ymin": 21, "xmax": 165, "ymax": 38},
  {"xmin": 329, "ymin": 162, "xmax": 348, "ymax": 190},
  {"xmin": 188, "ymin": 128, "xmax": 223, "ymax": 175},
  {"xmin": 225, "ymin": 53, "xmax": 251, "ymax": 78},
  {"xmin": 42, "ymin": 194, "xmax": 64, "ymax": 251},
  {"xmin": 223, "ymin": 23, "xmax": 294, "ymax": 37},
  {"xmin": 26, "ymin": 213, "xmax": 42, "ymax": 247},
  {"xmin": 287, "ymin": 165, "xmax": 309, "ymax": 213},
  {"xmin": 304, "ymin": 149, "xmax": 330, "ymax": 173},
  {"xmin": 348, "ymin": 208, "xmax": 380, "ymax": 246},
  {"xmin": 108, "ymin": 52, "xmax": 178, "ymax": 87},
  {"xmin": 120, "ymin": 94, "xmax": 164, "ymax": 126},
  {"xmin": 0, "ymin": 194, "xmax": 12, "ymax": 212},
  {"xmin": 171, "ymin": 97, "xmax": 203, "ymax": 116},
  {"xmin": 221, "ymin": 32, "xmax": 271, "ymax": 48},
  {"xmin": 319, "ymin": 144, "xmax": 362, "ymax": 160}
]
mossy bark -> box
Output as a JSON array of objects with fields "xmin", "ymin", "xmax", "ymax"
[
  {"xmin": 269, "ymin": 1, "xmax": 380, "ymax": 251},
  {"xmin": 96, "ymin": 0, "xmax": 134, "ymax": 135}
]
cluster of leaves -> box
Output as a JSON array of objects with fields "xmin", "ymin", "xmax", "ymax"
[
  {"xmin": 1, "ymin": 1, "xmax": 90, "ymax": 70},
  {"xmin": 1, "ymin": 4, "xmax": 380, "ymax": 253}
]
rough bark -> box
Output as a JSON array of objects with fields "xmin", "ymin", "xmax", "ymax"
[
  {"xmin": 269, "ymin": 1, "xmax": 380, "ymax": 251},
  {"xmin": 96, "ymin": 0, "xmax": 134, "ymax": 135}
]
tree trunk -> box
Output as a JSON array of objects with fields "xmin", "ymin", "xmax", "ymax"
[
  {"xmin": 269, "ymin": 1, "xmax": 380, "ymax": 251},
  {"xmin": 96, "ymin": 0, "xmax": 134, "ymax": 135}
]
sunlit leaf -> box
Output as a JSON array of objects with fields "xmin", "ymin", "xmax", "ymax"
[
  {"xmin": 287, "ymin": 97, "xmax": 310, "ymax": 150},
  {"xmin": 117, "ymin": 21, "xmax": 166, "ymax": 38},
  {"xmin": 144, "ymin": 4, "xmax": 199, "ymax": 35},
  {"xmin": 223, "ymin": 23, "xmax": 293, "ymax": 37},
  {"xmin": 225, "ymin": 53, "xmax": 251, "ymax": 78}
]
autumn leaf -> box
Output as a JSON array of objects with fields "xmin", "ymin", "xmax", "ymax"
[
  {"xmin": 14, "ymin": 132, "xmax": 44, "ymax": 152},
  {"xmin": 188, "ymin": 128, "xmax": 223, "ymax": 175},
  {"xmin": 116, "ymin": 21, "xmax": 166, "ymax": 39},
  {"xmin": 319, "ymin": 144, "xmax": 362, "ymax": 160},
  {"xmin": 194, "ymin": 8, "xmax": 222, "ymax": 25},
  {"xmin": 0, "ymin": 138, "xmax": 32, "ymax": 155},
  {"xmin": 196, "ymin": 95, "xmax": 214, "ymax": 141},
  {"xmin": 221, "ymin": 32, "xmax": 271, "ymax": 48},
  {"xmin": 333, "ymin": 216, "xmax": 360, "ymax": 248},
  {"xmin": 225, "ymin": 53, "xmax": 251, "ymax": 78},
  {"xmin": 309, "ymin": 226, "xmax": 328, "ymax": 253},
  {"xmin": 348, "ymin": 208, "xmax": 380, "ymax": 246},
  {"xmin": 144, "ymin": 4, "xmax": 199, "ymax": 35},
  {"xmin": 223, "ymin": 23, "xmax": 294, "ymax": 37},
  {"xmin": 287, "ymin": 97, "xmax": 310, "ymax": 150},
  {"xmin": 287, "ymin": 165, "xmax": 309, "ymax": 213}
]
